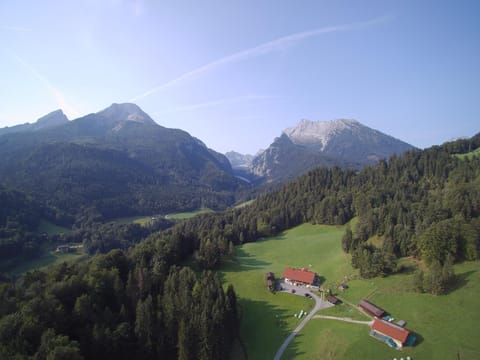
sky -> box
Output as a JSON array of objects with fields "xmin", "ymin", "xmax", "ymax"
[{"xmin": 1, "ymin": 0, "xmax": 479, "ymax": 154}]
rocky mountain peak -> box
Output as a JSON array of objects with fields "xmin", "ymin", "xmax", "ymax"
[
  {"xmin": 36, "ymin": 109, "xmax": 69, "ymax": 128},
  {"xmin": 97, "ymin": 103, "xmax": 156, "ymax": 125},
  {"xmin": 248, "ymin": 118, "xmax": 415, "ymax": 183},
  {"xmin": 283, "ymin": 119, "xmax": 361, "ymax": 150},
  {"xmin": 225, "ymin": 151, "xmax": 254, "ymax": 169}
]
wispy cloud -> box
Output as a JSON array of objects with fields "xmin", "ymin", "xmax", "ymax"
[
  {"xmin": 0, "ymin": 25, "xmax": 32, "ymax": 32},
  {"xmin": 131, "ymin": 16, "xmax": 389, "ymax": 101},
  {"xmin": 7, "ymin": 50, "xmax": 80, "ymax": 118},
  {"xmin": 155, "ymin": 95, "xmax": 279, "ymax": 114}
]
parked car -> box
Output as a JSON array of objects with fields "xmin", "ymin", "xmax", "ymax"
[{"xmin": 305, "ymin": 293, "xmax": 311, "ymax": 298}]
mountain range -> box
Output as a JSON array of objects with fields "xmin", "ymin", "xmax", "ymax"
[
  {"xmin": 0, "ymin": 103, "xmax": 243, "ymax": 224},
  {"xmin": 227, "ymin": 119, "xmax": 415, "ymax": 183},
  {"xmin": 0, "ymin": 104, "xmax": 417, "ymax": 223}
]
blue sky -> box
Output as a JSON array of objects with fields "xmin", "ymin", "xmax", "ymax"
[{"xmin": 1, "ymin": 0, "xmax": 479, "ymax": 154}]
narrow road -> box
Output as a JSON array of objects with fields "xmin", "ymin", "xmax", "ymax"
[
  {"xmin": 273, "ymin": 283, "xmax": 332, "ymax": 360},
  {"xmin": 313, "ymin": 315, "xmax": 373, "ymax": 325}
]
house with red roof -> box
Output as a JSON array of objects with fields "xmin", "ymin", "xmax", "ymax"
[
  {"xmin": 370, "ymin": 318, "xmax": 415, "ymax": 349},
  {"xmin": 282, "ymin": 267, "xmax": 317, "ymax": 285}
]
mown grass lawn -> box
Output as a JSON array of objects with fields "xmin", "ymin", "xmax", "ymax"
[{"xmin": 221, "ymin": 223, "xmax": 352, "ymax": 360}]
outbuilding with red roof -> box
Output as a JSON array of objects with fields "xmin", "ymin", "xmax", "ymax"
[{"xmin": 370, "ymin": 318, "xmax": 415, "ymax": 349}]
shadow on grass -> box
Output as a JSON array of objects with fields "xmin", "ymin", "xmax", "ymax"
[
  {"xmin": 445, "ymin": 270, "xmax": 476, "ymax": 295},
  {"xmin": 412, "ymin": 331, "xmax": 425, "ymax": 347},
  {"xmin": 238, "ymin": 298, "xmax": 306, "ymax": 360},
  {"xmin": 223, "ymin": 248, "xmax": 272, "ymax": 273}
]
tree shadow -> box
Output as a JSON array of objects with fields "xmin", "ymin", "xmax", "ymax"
[
  {"xmin": 237, "ymin": 298, "xmax": 306, "ymax": 360},
  {"xmin": 445, "ymin": 270, "xmax": 476, "ymax": 295},
  {"xmin": 220, "ymin": 247, "xmax": 272, "ymax": 275}
]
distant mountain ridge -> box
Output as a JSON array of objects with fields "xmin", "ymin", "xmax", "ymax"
[
  {"xmin": 0, "ymin": 103, "xmax": 243, "ymax": 223},
  {"xmin": 225, "ymin": 151, "xmax": 254, "ymax": 169},
  {"xmin": 0, "ymin": 109, "xmax": 69, "ymax": 136},
  {"xmin": 249, "ymin": 118, "xmax": 415, "ymax": 182}
]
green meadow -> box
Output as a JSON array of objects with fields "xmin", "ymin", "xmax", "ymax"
[
  {"xmin": 222, "ymin": 223, "xmax": 480, "ymax": 360},
  {"xmin": 110, "ymin": 215, "xmax": 156, "ymax": 226},
  {"xmin": 0, "ymin": 220, "xmax": 84, "ymax": 277},
  {"xmin": 221, "ymin": 223, "xmax": 354, "ymax": 360},
  {"xmin": 455, "ymin": 147, "xmax": 480, "ymax": 159},
  {"xmin": 165, "ymin": 208, "xmax": 214, "ymax": 220}
]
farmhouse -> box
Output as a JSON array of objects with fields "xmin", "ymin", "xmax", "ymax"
[
  {"xmin": 370, "ymin": 318, "xmax": 415, "ymax": 349},
  {"xmin": 282, "ymin": 267, "xmax": 317, "ymax": 286},
  {"xmin": 55, "ymin": 244, "xmax": 83, "ymax": 253},
  {"xmin": 359, "ymin": 299, "xmax": 386, "ymax": 317}
]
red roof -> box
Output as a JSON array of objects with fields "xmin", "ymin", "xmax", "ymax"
[
  {"xmin": 371, "ymin": 318, "xmax": 410, "ymax": 344},
  {"xmin": 282, "ymin": 268, "xmax": 316, "ymax": 284},
  {"xmin": 359, "ymin": 299, "xmax": 385, "ymax": 317}
]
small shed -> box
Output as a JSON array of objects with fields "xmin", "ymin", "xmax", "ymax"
[
  {"xmin": 266, "ymin": 272, "xmax": 275, "ymax": 291},
  {"xmin": 326, "ymin": 295, "xmax": 340, "ymax": 305},
  {"xmin": 338, "ymin": 283, "xmax": 348, "ymax": 291}
]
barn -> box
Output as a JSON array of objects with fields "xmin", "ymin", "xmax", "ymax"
[{"xmin": 359, "ymin": 299, "xmax": 386, "ymax": 317}]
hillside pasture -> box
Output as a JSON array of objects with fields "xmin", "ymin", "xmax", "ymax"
[
  {"xmin": 222, "ymin": 223, "xmax": 353, "ymax": 360},
  {"xmin": 165, "ymin": 208, "xmax": 214, "ymax": 220},
  {"xmin": 285, "ymin": 260, "xmax": 480, "ymax": 359},
  {"xmin": 222, "ymin": 223, "xmax": 480, "ymax": 360}
]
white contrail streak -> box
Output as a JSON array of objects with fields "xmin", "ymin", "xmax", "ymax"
[
  {"xmin": 0, "ymin": 25, "xmax": 32, "ymax": 32},
  {"xmin": 131, "ymin": 16, "xmax": 389, "ymax": 101},
  {"xmin": 155, "ymin": 95, "xmax": 279, "ymax": 114},
  {"xmin": 7, "ymin": 50, "xmax": 80, "ymax": 118}
]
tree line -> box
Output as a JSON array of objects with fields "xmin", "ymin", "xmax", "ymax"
[{"xmin": 0, "ymin": 243, "xmax": 238, "ymax": 359}]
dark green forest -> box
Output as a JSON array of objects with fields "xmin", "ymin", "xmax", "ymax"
[{"xmin": 0, "ymin": 133, "xmax": 479, "ymax": 358}]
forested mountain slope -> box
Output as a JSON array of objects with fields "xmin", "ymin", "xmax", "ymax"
[{"xmin": 0, "ymin": 104, "xmax": 244, "ymax": 224}]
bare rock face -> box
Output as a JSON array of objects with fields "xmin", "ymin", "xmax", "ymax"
[
  {"xmin": 250, "ymin": 119, "xmax": 415, "ymax": 182},
  {"xmin": 225, "ymin": 151, "xmax": 254, "ymax": 170}
]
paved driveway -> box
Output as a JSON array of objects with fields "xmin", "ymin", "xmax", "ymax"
[{"xmin": 273, "ymin": 281, "xmax": 333, "ymax": 360}]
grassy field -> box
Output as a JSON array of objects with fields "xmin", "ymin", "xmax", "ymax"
[
  {"xmin": 5, "ymin": 249, "xmax": 87, "ymax": 278},
  {"xmin": 221, "ymin": 223, "xmax": 353, "ymax": 360},
  {"xmin": 455, "ymin": 147, "xmax": 480, "ymax": 159},
  {"xmin": 37, "ymin": 220, "xmax": 71, "ymax": 235},
  {"xmin": 233, "ymin": 199, "xmax": 255, "ymax": 209},
  {"xmin": 222, "ymin": 223, "xmax": 480, "ymax": 360},
  {"xmin": 1, "ymin": 220, "xmax": 84, "ymax": 277},
  {"xmin": 286, "ymin": 260, "xmax": 480, "ymax": 359},
  {"xmin": 110, "ymin": 215, "xmax": 156, "ymax": 226},
  {"xmin": 165, "ymin": 208, "xmax": 214, "ymax": 220}
]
